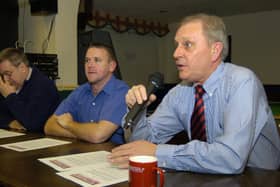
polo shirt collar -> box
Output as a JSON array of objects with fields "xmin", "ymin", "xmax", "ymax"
[
  {"xmin": 102, "ymin": 75, "xmax": 117, "ymax": 95},
  {"xmin": 86, "ymin": 75, "xmax": 117, "ymax": 96}
]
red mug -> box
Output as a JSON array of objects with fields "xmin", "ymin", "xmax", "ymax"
[{"xmin": 129, "ymin": 155, "xmax": 164, "ymax": 187}]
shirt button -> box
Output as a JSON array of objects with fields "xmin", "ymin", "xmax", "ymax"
[{"xmin": 92, "ymin": 102, "xmax": 96, "ymax": 106}]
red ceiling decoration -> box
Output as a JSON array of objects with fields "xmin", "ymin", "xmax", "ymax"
[{"xmin": 87, "ymin": 10, "xmax": 169, "ymax": 37}]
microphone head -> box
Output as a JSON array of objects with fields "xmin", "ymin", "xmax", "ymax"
[{"xmin": 149, "ymin": 72, "xmax": 164, "ymax": 88}]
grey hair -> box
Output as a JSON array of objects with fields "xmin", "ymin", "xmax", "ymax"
[
  {"xmin": 179, "ymin": 13, "xmax": 229, "ymax": 61},
  {"xmin": 0, "ymin": 48, "xmax": 29, "ymax": 66}
]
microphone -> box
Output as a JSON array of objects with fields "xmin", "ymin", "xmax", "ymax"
[{"xmin": 124, "ymin": 72, "xmax": 164, "ymax": 129}]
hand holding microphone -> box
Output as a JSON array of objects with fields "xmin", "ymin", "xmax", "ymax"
[
  {"xmin": 124, "ymin": 72, "xmax": 164, "ymax": 129},
  {"xmin": 125, "ymin": 85, "xmax": 157, "ymax": 109}
]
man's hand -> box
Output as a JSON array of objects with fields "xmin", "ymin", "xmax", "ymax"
[
  {"xmin": 126, "ymin": 84, "xmax": 156, "ymax": 108},
  {"xmin": 56, "ymin": 113, "xmax": 73, "ymax": 129},
  {"xmin": 9, "ymin": 120, "xmax": 26, "ymax": 131},
  {"xmin": 0, "ymin": 77, "xmax": 16, "ymax": 97},
  {"xmin": 108, "ymin": 140, "xmax": 157, "ymax": 168}
]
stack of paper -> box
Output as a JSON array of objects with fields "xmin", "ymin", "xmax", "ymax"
[
  {"xmin": 0, "ymin": 129, "xmax": 25, "ymax": 139},
  {"xmin": 39, "ymin": 151, "xmax": 128, "ymax": 187},
  {"xmin": 0, "ymin": 138, "xmax": 71, "ymax": 151}
]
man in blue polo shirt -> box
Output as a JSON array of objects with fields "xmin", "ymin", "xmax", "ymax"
[{"xmin": 44, "ymin": 43, "xmax": 129, "ymax": 144}]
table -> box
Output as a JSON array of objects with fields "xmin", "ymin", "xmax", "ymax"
[{"xmin": 0, "ymin": 132, "xmax": 279, "ymax": 187}]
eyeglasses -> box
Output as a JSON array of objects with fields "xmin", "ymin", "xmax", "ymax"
[
  {"xmin": 0, "ymin": 62, "xmax": 21, "ymax": 78},
  {"xmin": 0, "ymin": 71, "xmax": 14, "ymax": 80}
]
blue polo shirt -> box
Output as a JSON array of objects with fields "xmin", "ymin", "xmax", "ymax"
[{"xmin": 55, "ymin": 75, "xmax": 129, "ymax": 144}]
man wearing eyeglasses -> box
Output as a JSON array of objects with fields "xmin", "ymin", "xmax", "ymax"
[
  {"xmin": 44, "ymin": 43, "xmax": 129, "ymax": 144},
  {"xmin": 0, "ymin": 48, "xmax": 60, "ymax": 132}
]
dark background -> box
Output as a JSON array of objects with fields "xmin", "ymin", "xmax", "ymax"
[{"xmin": 0, "ymin": 1, "xmax": 18, "ymax": 51}]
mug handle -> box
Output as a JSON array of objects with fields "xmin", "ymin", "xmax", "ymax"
[{"xmin": 153, "ymin": 167, "xmax": 165, "ymax": 187}]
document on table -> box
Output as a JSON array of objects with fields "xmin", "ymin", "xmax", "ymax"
[
  {"xmin": 57, "ymin": 162, "xmax": 128, "ymax": 187},
  {"xmin": 0, "ymin": 129, "xmax": 25, "ymax": 138},
  {"xmin": 38, "ymin": 151, "xmax": 110, "ymax": 171},
  {"xmin": 0, "ymin": 138, "xmax": 71, "ymax": 151},
  {"xmin": 39, "ymin": 151, "xmax": 128, "ymax": 187}
]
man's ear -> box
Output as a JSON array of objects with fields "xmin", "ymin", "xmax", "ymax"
[
  {"xmin": 18, "ymin": 63, "xmax": 27, "ymax": 73},
  {"xmin": 109, "ymin": 60, "xmax": 117, "ymax": 73},
  {"xmin": 211, "ymin": 42, "xmax": 223, "ymax": 62}
]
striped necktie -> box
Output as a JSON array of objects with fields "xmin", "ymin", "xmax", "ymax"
[{"xmin": 191, "ymin": 85, "xmax": 206, "ymax": 141}]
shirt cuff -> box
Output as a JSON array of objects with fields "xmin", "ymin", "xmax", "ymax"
[{"xmin": 155, "ymin": 144, "xmax": 176, "ymax": 168}]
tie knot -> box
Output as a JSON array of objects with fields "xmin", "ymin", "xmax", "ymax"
[{"xmin": 195, "ymin": 85, "xmax": 205, "ymax": 97}]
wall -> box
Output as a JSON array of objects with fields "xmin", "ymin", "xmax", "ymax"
[
  {"xmin": 156, "ymin": 23, "xmax": 180, "ymax": 83},
  {"xmin": 87, "ymin": 27, "xmax": 161, "ymax": 86},
  {"xmin": 85, "ymin": 24, "xmax": 180, "ymax": 85},
  {"xmin": 165, "ymin": 10, "xmax": 280, "ymax": 85},
  {"xmin": 0, "ymin": 1, "xmax": 18, "ymax": 51},
  {"xmin": 18, "ymin": 0, "xmax": 56, "ymax": 54},
  {"xmin": 18, "ymin": 0, "xmax": 79, "ymax": 88},
  {"xmin": 55, "ymin": 0, "xmax": 79, "ymax": 87},
  {"xmin": 19, "ymin": 1, "xmax": 280, "ymax": 86},
  {"xmin": 19, "ymin": 0, "xmax": 165, "ymax": 87},
  {"xmin": 223, "ymin": 10, "xmax": 280, "ymax": 84}
]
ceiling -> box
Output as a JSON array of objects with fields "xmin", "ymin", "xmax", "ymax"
[{"xmin": 94, "ymin": 0, "xmax": 280, "ymax": 23}]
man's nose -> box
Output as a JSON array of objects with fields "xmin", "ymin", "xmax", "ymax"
[
  {"xmin": 173, "ymin": 47, "xmax": 181, "ymax": 59},
  {"xmin": 86, "ymin": 60, "xmax": 96, "ymax": 67}
]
